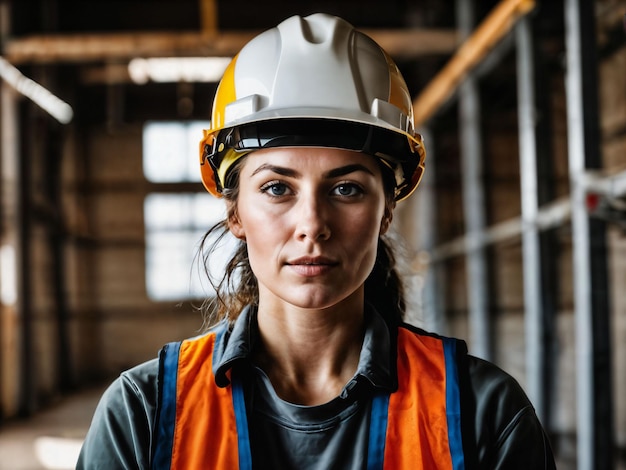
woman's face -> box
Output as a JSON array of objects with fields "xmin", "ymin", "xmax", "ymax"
[{"xmin": 228, "ymin": 147, "xmax": 391, "ymax": 312}]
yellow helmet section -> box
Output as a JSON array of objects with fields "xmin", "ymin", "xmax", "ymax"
[
  {"xmin": 210, "ymin": 54, "xmax": 238, "ymax": 136},
  {"xmin": 198, "ymin": 130, "xmax": 218, "ymax": 196},
  {"xmin": 383, "ymin": 49, "xmax": 414, "ymax": 126}
]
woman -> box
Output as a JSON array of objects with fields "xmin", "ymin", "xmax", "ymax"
[{"xmin": 78, "ymin": 13, "xmax": 555, "ymax": 469}]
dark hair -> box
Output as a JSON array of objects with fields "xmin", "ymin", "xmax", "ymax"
[{"xmin": 197, "ymin": 155, "xmax": 406, "ymax": 328}]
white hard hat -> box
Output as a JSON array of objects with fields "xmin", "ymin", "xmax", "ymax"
[{"xmin": 199, "ymin": 13, "xmax": 426, "ymax": 200}]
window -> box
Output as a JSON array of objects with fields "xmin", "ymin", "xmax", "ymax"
[
  {"xmin": 142, "ymin": 121, "xmax": 205, "ymax": 183},
  {"xmin": 143, "ymin": 121, "xmax": 237, "ymax": 301}
]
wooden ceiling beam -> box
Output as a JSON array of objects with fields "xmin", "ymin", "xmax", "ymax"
[
  {"xmin": 2, "ymin": 28, "xmax": 458, "ymax": 65},
  {"xmin": 412, "ymin": 0, "xmax": 536, "ymax": 126},
  {"xmin": 199, "ymin": 0, "xmax": 218, "ymax": 35},
  {"xmin": 3, "ymin": 31, "xmax": 255, "ymax": 64}
]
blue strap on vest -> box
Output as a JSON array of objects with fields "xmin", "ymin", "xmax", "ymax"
[
  {"xmin": 232, "ymin": 374, "xmax": 253, "ymax": 470},
  {"xmin": 367, "ymin": 393, "xmax": 390, "ymax": 470},
  {"xmin": 443, "ymin": 337, "xmax": 466, "ymax": 470},
  {"xmin": 152, "ymin": 341, "xmax": 181, "ymax": 470},
  {"xmin": 152, "ymin": 332, "xmax": 252, "ymax": 470}
]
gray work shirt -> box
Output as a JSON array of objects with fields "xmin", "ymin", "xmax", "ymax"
[{"xmin": 218, "ymin": 306, "xmax": 394, "ymax": 469}]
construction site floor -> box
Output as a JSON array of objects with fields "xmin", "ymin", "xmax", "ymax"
[{"xmin": 0, "ymin": 385, "xmax": 105, "ymax": 470}]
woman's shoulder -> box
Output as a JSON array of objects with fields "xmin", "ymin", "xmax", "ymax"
[
  {"xmin": 462, "ymin": 355, "xmax": 555, "ymax": 469},
  {"xmin": 94, "ymin": 358, "xmax": 160, "ymax": 418},
  {"xmin": 464, "ymin": 355, "xmax": 533, "ymax": 413},
  {"xmin": 120, "ymin": 357, "xmax": 160, "ymax": 391},
  {"xmin": 77, "ymin": 358, "xmax": 161, "ymax": 469}
]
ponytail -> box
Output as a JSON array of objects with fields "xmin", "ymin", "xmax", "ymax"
[{"xmin": 364, "ymin": 237, "xmax": 406, "ymax": 327}]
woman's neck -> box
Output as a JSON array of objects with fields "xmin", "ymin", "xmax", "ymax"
[{"xmin": 253, "ymin": 293, "xmax": 365, "ymax": 406}]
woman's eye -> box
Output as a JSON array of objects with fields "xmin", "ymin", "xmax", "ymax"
[
  {"xmin": 333, "ymin": 183, "xmax": 362, "ymax": 197},
  {"xmin": 260, "ymin": 181, "xmax": 290, "ymax": 197}
]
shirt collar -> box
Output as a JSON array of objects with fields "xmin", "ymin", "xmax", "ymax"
[{"xmin": 214, "ymin": 304, "xmax": 395, "ymax": 391}]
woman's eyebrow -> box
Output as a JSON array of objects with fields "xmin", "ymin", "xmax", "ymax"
[
  {"xmin": 250, "ymin": 164, "xmax": 300, "ymax": 178},
  {"xmin": 325, "ymin": 164, "xmax": 375, "ymax": 179},
  {"xmin": 250, "ymin": 162, "xmax": 374, "ymax": 178}
]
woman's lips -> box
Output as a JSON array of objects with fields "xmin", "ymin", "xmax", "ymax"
[{"xmin": 286, "ymin": 256, "xmax": 339, "ymax": 276}]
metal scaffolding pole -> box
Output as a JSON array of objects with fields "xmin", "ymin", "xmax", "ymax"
[
  {"xmin": 515, "ymin": 16, "xmax": 545, "ymax": 422},
  {"xmin": 457, "ymin": 0, "xmax": 491, "ymax": 360},
  {"xmin": 429, "ymin": 171, "xmax": 626, "ymax": 261},
  {"xmin": 0, "ymin": 80, "xmax": 21, "ymax": 418},
  {"xmin": 564, "ymin": 0, "xmax": 613, "ymax": 468},
  {"xmin": 412, "ymin": 128, "xmax": 447, "ymax": 335},
  {"xmin": 564, "ymin": 5, "xmax": 592, "ymax": 467}
]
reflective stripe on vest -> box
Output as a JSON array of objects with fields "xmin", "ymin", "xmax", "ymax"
[
  {"xmin": 152, "ymin": 328, "xmax": 251, "ymax": 469},
  {"xmin": 367, "ymin": 329, "xmax": 465, "ymax": 470},
  {"xmin": 153, "ymin": 326, "xmax": 465, "ymax": 469}
]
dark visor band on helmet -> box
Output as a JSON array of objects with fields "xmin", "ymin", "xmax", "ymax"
[{"xmin": 201, "ymin": 119, "xmax": 424, "ymax": 200}]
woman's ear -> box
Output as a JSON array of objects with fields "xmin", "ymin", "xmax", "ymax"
[
  {"xmin": 380, "ymin": 203, "xmax": 395, "ymax": 235},
  {"xmin": 228, "ymin": 209, "xmax": 246, "ymax": 241}
]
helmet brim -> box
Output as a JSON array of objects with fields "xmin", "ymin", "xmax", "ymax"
[{"xmin": 201, "ymin": 118, "xmax": 425, "ymax": 201}]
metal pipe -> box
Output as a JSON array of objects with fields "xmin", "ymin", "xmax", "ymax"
[
  {"xmin": 577, "ymin": 0, "xmax": 614, "ymax": 467},
  {"xmin": 457, "ymin": 0, "xmax": 491, "ymax": 361},
  {"xmin": 0, "ymin": 57, "xmax": 73, "ymax": 124},
  {"xmin": 428, "ymin": 167, "xmax": 626, "ymax": 263},
  {"xmin": 564, "ymin": 0, "xmax": 593, "ymax": 467},
  {"xmin": 412, "ymin": 127, "xmax": 447, "ymax": 334},
  {"xmin": 19, "ymin": 105, "xmax": 37, "ymax": 416},
  {"xmin": 515, "ymin": 16, "xmax": 545, "ymax": 421},
  {"xmin": 0, "ymin": 80, "xmax": 21, "ymax": 419}
]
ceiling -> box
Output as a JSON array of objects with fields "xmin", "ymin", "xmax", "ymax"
[
  {"xmin": 1, "ymin": 0, "xmax": 565, "ymax": 126},
  {"xmin": 8, "ymin": 0, "xmax": 459, "ymax": 33}
]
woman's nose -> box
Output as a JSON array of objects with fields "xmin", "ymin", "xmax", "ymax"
[{"xmin": 294, "ymin": 194, "xmax": 331, "ymax": 242}]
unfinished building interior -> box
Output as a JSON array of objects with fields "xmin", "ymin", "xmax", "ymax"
[{"xmin": 1, "ymin": 0, "xmax": 626, "ymax": 468}]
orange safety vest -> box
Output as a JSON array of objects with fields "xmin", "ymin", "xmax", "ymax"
[{"xmin": 152, "ymin": 324, "xmax": 466, "ymax": 469}]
